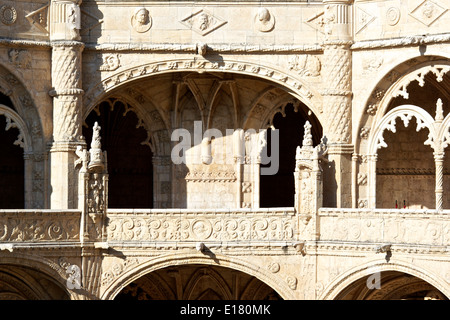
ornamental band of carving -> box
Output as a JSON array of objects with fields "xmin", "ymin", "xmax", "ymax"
[
  {"xmin": 107, "ymin": 211, "xmax": 296, "ymax": 242},
  {"xmin": 0, "ymin": 211, "xmax": 80, "ymax": 242}
]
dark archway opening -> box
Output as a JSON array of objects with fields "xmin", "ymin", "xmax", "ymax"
[
  {"xmin": 260, "ymin": 103, "xmax": 322, "ymax": 208},
  {"xmin": 335, "ymin": 271, "xmax": 448, "ymax": 300},
  {"xmin": 0, "ymin": 265, "xmax": 70, "ymax": 300},
  {"xmin": 83, "ymin": 99, "xmax": 153, "ymax": 208},
  {"xmin": 0, "ymin": 115, "xmax": 24, "ymax": 209},
  {"xmin": 114, "ymin": 265, "xmax": 282, "ymax": 300}
]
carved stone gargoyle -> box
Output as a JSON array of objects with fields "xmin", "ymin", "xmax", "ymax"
[
  {"xmin": 294, "ymin": 121, "xmax": 327, "ymax": 225},
  {"xmin": 75, "ymin": 122, "xmax": 108, "ymax": 242}
]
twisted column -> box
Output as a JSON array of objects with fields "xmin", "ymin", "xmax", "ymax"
[
  {"xmin": 321, "ymin": 0, "xmax": 354, "ymax": 208},
  {"xmin": 434, "ymin": 151, "xmax": 444, "ymax": 211},
  {"xmin": 49, "ymin": 0, "xmax": 84, "ymax": 209}
]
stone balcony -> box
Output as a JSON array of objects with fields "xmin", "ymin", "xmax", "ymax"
[
  {"xmin": 317, "ymin": 208, "xmax": 450, "ymax": 252},
  {"xmin": 0, "ymin": 208, "xmax": 447, "ymax": 253}
]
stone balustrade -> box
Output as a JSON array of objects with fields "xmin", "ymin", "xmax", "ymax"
[
  {"xmin": 106, "ymin": 208, "xmax": 297, "ymax": 245},
  {"xmin": 318, "ymin": 208, "xmax": 450, "ymax": 247},
  {"xmin": 0, "ymin": 210, "xmax": 80, "ymax": 243},
  {"xmin": 0, "ymin": 208, "xmax": 448, "ymax": 251}
]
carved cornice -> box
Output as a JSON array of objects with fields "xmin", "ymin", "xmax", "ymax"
[
  {"xmin": 50, "ymin": 40, "xmax": 85, "ymax": 49},
  {"xmin": 84, "ymin": 42, "xmax": 323, "ymax": 53},
  {"xmin": 0, "ymin": 37, "xmax": 51, "ymax": 49},
  {"xmin": 351, "ymin": 33, "xmax": 450, "ymax": 50}
]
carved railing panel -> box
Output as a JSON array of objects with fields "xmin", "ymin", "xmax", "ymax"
[
  {"xmin": 318, "ymin": 208, "xmax": 450, "ymax": 246},
  {"xmin": 0, "ymin": 210, "xmax": 80, "ymax": 242},
  {"xmin": 106, "ymin": 208, "xmax": 296, "ymax": 243}
]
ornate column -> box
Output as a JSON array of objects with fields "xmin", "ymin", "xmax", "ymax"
[
  {"xmin": 49, "ymin": 0, "xmax": 84, "ymax": 209},
  {"xmin": 368, "ymin": 154, "xmax": 378, "ymax": 208},
  {"xmin": 434, "ymin": 152, "xmax": 444, "ymax": 211},
  {"xmin": 321, "ymin": 0, "xmax": 354, "ymax": 208}
]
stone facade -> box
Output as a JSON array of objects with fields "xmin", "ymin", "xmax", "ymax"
[{"xmin": 0, "ymin": 0, "xmax": 449, "ymax": 300}]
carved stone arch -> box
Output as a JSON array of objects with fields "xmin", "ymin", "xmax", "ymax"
[
  {"xmin": 83, "ymin": 95, "xmax": 170, "ymax": 156},
  {"xmin": 182, "ymin": 266, "xmax": 233, "ymax": 300},
  {"xmin": 119, "ymin": 91, "xmax": 171, "ymax": 156},
  {"xmin": 101, "ymin": 253, "xmax": 295, "ymax": 300},
  {"xmin": 355, "ymin": 55, "xmax": 450, "ymax": 154},
  {"xmin": 0, "ymin": 66, "xmax": 44, "ymax": 147},
  {"xmin": 0, "ymin": 64, "xmax": 47, "ymax": 208},
  {"xmin": 262, "ymin": 99, "xmax": 301, "ymax": 130},
  {"xmin": 0, "ymin": 103, "xmax": 45, "ymax": 208},
  {"xmin": 368, "ymin": 105, "xmax": 436, "ymax": 155},
  {"xmin": 366, "ymin": 105, "xmax": 436, "ymax": 208},
  {"xmin": 242, "ymin": 85, "xmax": 279, "ymax": 129},
  {"xmin": 319, "ymin": 259, "xmax": 450, "ymax": 300},
  {"xmin": 0, "ymin": 253, "xmax": 73, "ymax": 299},
  {"xmin": 84, "ymin": 58, "xmax": 323, "ymax": 125},
  {"xmin": 0, "ymin": 104, "xmax": 32, "ymax": 153}
]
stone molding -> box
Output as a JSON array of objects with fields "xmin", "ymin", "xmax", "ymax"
[{"xmin": 84, "ymin": 42, "xmax": 323, "ymax": 53}]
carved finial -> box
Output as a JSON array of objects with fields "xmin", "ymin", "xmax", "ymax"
[
  {"xmin": 302, "ymin": 121, "xmax": 313, "ymax": 147},
  {"xmin": 435, "ymin": 98, "xmax": 444, "ymax": 122},
  {"xmin": 91, "ymin": 122, "xmax": 101, "ymax": 149},
  {"xmin": 88, "ymin": 122, "xmax": 104, "ymax": 171}
]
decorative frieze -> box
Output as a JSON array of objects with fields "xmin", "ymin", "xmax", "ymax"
[
  {"xmin": 318, "ymin": 208, "xmax": 450, "ymax": 246},
  {"xmin": 0, "ymin": 211, "xmax": 80, "ymax": 242},
  {"xmin": 107, "ymin": 209, "xmax": 296, "ymax": 242}
]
